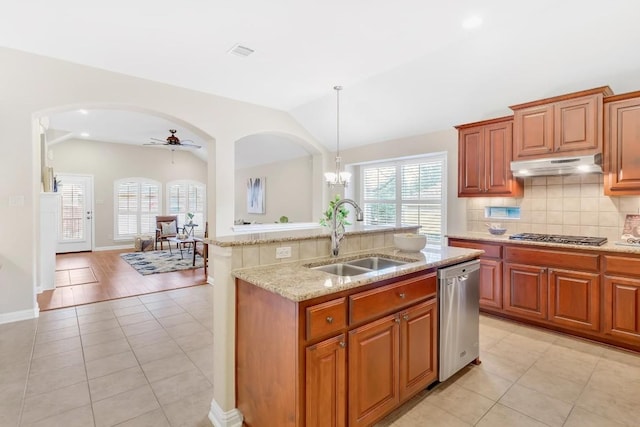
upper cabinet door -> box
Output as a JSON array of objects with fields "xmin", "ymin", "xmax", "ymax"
[
  {"xmin": 513, "ymin": 104, "xmax": 554, "ymax": 159},
  {"xmin": 604, "ymin": 93, "xmax": 640, "ymax": 195},
  {"xmin": 458, "ymin": 127, "xmax": 484, "ymax": 195},
  {"xmin": 554, "ymin": 95, "xmax": 601, "ymax": 154},
  {"xmin": 484, "ymin": 121, "xmax": 517, "ymax": 195}
]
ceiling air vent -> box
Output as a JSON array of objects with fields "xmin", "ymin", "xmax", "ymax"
[{"xmin": 228, "ymin": 44, "xmax": 255, "ymax": 57}]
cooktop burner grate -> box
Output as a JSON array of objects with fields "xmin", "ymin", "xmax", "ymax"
[{"xmin": 509, "ymin": 233, "xmax": 607, "ymax": 246}]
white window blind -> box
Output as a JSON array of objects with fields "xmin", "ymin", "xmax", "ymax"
[
  {"xmin": 115, "ymin": 178, "xmax": 161, "ymax": 239},
  {"xmin": 361, "ymin": 153, "xmax": 446, "ymax": 243},
  {"xmin": 166, "ymin": 180, "xmax": 206, "ymax": 233},
  {"xmin": 60, "ymin": 181, "xmax": 84, "ymax": 240}
]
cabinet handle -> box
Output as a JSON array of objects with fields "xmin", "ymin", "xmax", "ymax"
[
  {"xmin": 338, "ymin": 341, "xmax": 346, "ymax": 348},
  {"xmin": 399, "ymin": 293, "xmax": 406, "ymax": 299},
  {"xmin": 403, "ymin": 314, "xmax": 409, "ymax": 321},
  {"xmin": 326, "ymin": 316, "xmax": 333, "ymax": 324}
]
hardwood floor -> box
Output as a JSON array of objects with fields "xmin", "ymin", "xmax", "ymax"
[{"xmin": 37, "ymin": 249, "xmax": 207, "ymax": 311}]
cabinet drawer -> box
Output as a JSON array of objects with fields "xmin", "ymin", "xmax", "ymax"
[
  {"xmin": 504, "ymin": 246, "xmax": 599, "ymax": 272},
  {"xmin": 306, "ymin": 297, "xmax": 347, "ymax": 341},
  {"xmin": 349, "ymin": 273, "xmax": 436, "ymax": 325},
  {"xmin": 604, "ymin": 255, "xmax": 640, "ymax": 277},
  {"xmin": 449, "ymin": 239, "xmax": 502, "ymax": 259}
]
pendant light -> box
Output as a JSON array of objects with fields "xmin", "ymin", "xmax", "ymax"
[{"xmin": 324, "ymin": 85, "xmax": 351, "ymax": 187}]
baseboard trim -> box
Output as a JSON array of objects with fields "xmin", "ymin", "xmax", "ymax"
[
  {"xmin": 208, "ymin": 399, "xmax": 243, "ymax": 427},
  {"xmin": 0, "ymin": 307, "xmax": 39, "ymax": 325},
  {"xmin": 93, "ymin": 244, "xmax": 134, "ymax": 252}
]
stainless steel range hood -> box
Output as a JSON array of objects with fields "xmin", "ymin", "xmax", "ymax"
[{"xmin": 510, "ymin": 153, "xmax": 602, "ymax": 177}]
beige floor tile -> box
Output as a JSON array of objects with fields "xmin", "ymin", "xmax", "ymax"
[
  {"xmin": 563, "ymin": 406, "xmax": 625, "ymax": 427},
  {"xmin": 37, "ymin": 307, "xmax": 77, "ymax": 322},
  {"xmin": 121, "ymin": 319, "xmax": 164, "ymax": 337},
  {"xmin": 81, "ymin": 327, "xmax": 126, "ymax": 348},
  {"xmin": 34, "ymin": 324, "xmax": 79, "ymax": 344},
  {"xmin": 164, "ymin": 320, "xmax": 209, "ymax": 339},
  {"xmin": 498, "ymin": 332, "xmax": 554, "ymax": 355},
  {"xmin": 150, "ymin": 369, "xmax": 212, "ymax": 406},
  {"xmin": 186, "ymin": 347, "xmax": 213, "ymax": 380},
  {"xmin": 476, "ymin": 403, "xmax": 549, "ymax": 427},
  {"xmin": 132, "ymin": 339, "xmax": 184, "ymax": 365},
  {"xmin": 109, "ymin": 297, "xmax": 143, "ymax": 310},
  {"xmin": 499, "ymin": 383, "xmax": 572, "ymax": 427},
  {"xmin": 143, "ymin": 299, "xmax": 180, "ymax": 310},
  {"xmin": 141, "ymin": 353, "xmax": 198, "ymax": 383},
  {"xmin": 89, "ymin": 366, "xmax": 149, "ymax": 402},
  {"xmin": 32, "ymin": 335, "xmax": 81, "ymax": 359},
  {"xmin": 155, "ymin": 312, "xmax": 198, "ymax": 329},
  {"xmin": 126, "ymin": 329, "xmax": 173, "ymax": 349},
  {"xmin": 455, "ymin": 365, "xmax": 513, "ymax": 401},
  {"xmin": 161, "ymin": 386, "xmax": 214, "ymax": 427},
  {"xmin": 148, "ymin": 304, "xmax": 187, "ymax": 319},
  {"xmin": 117, "ymin": 311, "xmax": 156, "ymax": 327},
  {"xmin": 601, "ymin": 347, "xmax": 640, "ymax": 368},
  {"xmin": 586, "ymin": 361, "xmax": 640, "ymax": 404},
  {"xmin": 92, "ymin": 384, "xmax": 160, "ymax": 427},
  {"xmin": 0, "ymin": 360, "xmax": 30, "ymax": 385},
  {"xmin": 76, "ymin": 301, "xmax": 112, "ymax": 316},
  {"xmin": 115, "ymin": 408, "xmax": 171, "ymax": 427},
  {"xmin": 173, "ymin": 330, "xmax": 213, "ymax": 353},
  {"xmin": 85, "ymin": 350, "xmax": 139, "ymax": 379},
  {"xmin": 77, "ymin": 310, "xmax": 117, "ymax": 326},
  {"xmin": 576, "ymin": 385, "xmax": 640, "ymax": 426},
  {"xmin": 79, "ymin": 318, "xmax": 122, "ymax": 335},
  {"xmin": 531, "ymin": 352, "xmax": 596, "ymax": 385},
  {"xmin": 552, "ymin": 334, "xmax": 607, "ymax": 357},
  {"xmin": 113, "ymin": 304, "xmax": 150, "ymax": 318},
  {"xmin": 36, "ymin": 316, "xmax": 78, "ymax": 333},
  {"xmin": 21, "ymin": 381, "xmax": 91, "ymax": 425},
  {"xmin": 512, "ymin": 324, "xmax": 559, "ymax": 344},
  {"xmin": 83, "ymin": 337, "xmax": 133, "ymax": 362},
  {"xmin": 402, "ymin": 400, "xmax": 472, "ymax": 426},
  {"xmin": 26, "ymin": 362, "xmax": 87, "ymax": 397},
  {"xmin": 29, "ymin": 347, "xmax": 84, "ymax": 376},
  {"xmin": 139, "ymin": 292, "xmax": 172, "ymax": 304},
  {"xmin": 0, "ymin": 380, "xmax": 27, "ymax": 427},
  {"xmin": 426, "ymin": 383, "xmax": 494, "ymax": 425},
  {"xmin": 516, "ymin": 366, "xmax": 585, "ymax": 403},
  {"xmin": 476, "ymin": 351, "xmax": 529, "ymax": 382},
  {"xmin": 22, "ymin": 404, "xmax": 95, "ymax": 427}
]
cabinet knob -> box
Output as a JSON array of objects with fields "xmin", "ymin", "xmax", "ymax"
[
  {"xmin": 394, "ymin": 317, "xmax": 401, "ymax": 323},
  {"xmin": 326, "ymin": 316, "xmax": 333, "ymax": 324},
  {"xmin": 399, "ymin": 293, "xmax": 406, "ymax": 299},
  {"xmin": 540, "ymin": 269, "xmax": 545, "ymax": 274},
  {"xmin": 338, "ymin": 341, "xmax": 346, "ymax": 348},
  {"xmin": 403, "ymin": 314, "xmax": 409, "ymax": 321}
]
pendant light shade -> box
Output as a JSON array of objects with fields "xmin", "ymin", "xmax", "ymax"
[{"xmin": 325, "ymin": 85, "xmax": 351, "ymax": 187}]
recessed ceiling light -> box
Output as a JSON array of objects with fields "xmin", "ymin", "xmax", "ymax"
[
  {"xmin": 77, "ymin": 109, "xmax": 89, "ymax": 115},
  {"xmin": 228, "ymin": 44, "xmax": 255, "ymax": 57},
  {"xmin": 462, "ymin": 16, "xmax": 483, "ymax": 29},
  {"xmin": 80, "ymin": 132, "xmax": 90, "ymax": 137}
]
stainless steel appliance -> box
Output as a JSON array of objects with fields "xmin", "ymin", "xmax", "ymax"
[
  {"xmin": 510, "ymin": 153, "xmax": 603, "ymax": 177},
  {"xmin": 509, "ymin": 233, "xmax": 607, "ymax": 246},
  {"xmin": 438, "ymin": 259, "xmax": 480, "ymax": 382}
]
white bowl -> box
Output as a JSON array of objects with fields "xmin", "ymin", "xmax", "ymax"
[{"xmin": 394, "ymin": 233, "xmax": 427, "ymax": 252}]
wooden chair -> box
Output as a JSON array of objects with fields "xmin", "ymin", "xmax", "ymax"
[
  {"xmin": 194, "ymin": 222, "xmax": 209, "ymax": 275},
  {"xmin": 155, "ymin": 215, "xmax": 181, "ymax": 250}
]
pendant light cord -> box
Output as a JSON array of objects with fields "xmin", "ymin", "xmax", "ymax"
[{"xmin": 334, "ymin": 85, "xmax": 342, "ymax": 159}]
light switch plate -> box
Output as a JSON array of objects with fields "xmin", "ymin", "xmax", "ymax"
[{"xmin": 276, "ymin": 246, "xmax": 292, "ymax": 259}]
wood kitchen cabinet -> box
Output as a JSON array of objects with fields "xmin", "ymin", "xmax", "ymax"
[
  {"xmin": 503, "ymin": 262, "xmax": 548, "ymax": 321},
  {"xmin": 236, "ymin": 270, "xmax": 439, "ymax": 427},
  {"xmin": 510, "ymin": 86, "xmax": 612, "ymax": 160},
  {"xmin": 603, "ymin": 255, "xmax": 640, "ymax": 344},
  {"xmin": 548, "ymin": 268, "xmax": 600, "ymax": 332},
  {"xmin": 604, "ymin": 91, "xmax": 640, "ymax": 195},
  {"xmin": 448, "ymin": 239, "xmax": 503, "ymax": 310},
  {"xmin": 456, "ymin": 116, "xmax": 523, "ymax": 197}
]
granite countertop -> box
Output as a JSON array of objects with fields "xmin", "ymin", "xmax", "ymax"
[
  {"xmin": 208, "ymin": 224, "xmax": 420, "ymax": 247},
  {"xmin": 232, "ymin": 245, "xmax": 483, "ymax": 302},
  {"xmin": 447, "ymin": 232, "xmax": 640, "ymax": 254}
]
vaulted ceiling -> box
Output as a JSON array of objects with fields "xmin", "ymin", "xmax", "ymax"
[{"xmin": 4, "ymin": 0, "xmax": 640, "ymax": 161}]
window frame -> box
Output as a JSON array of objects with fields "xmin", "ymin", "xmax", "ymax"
[
  {"xmin": 113, "ymin": 177, "xmax": 162, "ymax": 240},
  {"xmin": 165, "ymin": 179, "xmax": 207, "ymax": 235}
]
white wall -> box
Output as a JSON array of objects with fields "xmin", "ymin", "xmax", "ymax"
[
  {"xmin": 50, "ymin": 139, "xmax": 207, "ymax": 248},
  {"xmin": 340, "ymin": 128, "xmax": 466, "ymax": 235},
  {"xmin": 0, "ymin": 46, "xmax": 323, "ymax": 321},
  {"xmin": 234, "ymin": 155, "xmax": 314, "ymax": 225}
]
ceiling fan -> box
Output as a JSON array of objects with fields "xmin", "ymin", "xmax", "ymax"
[{"xmin": 145, "ymin": 129, "xmax": 201, "ymax": 149}]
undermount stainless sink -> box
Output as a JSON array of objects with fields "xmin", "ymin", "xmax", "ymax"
[{"xmin": 308, "ymin": 256, "xmax": 410, "ymax": 277}]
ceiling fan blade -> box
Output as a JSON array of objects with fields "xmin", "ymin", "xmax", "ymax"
[
  {"xmin": 179, "ymin": 142, "xmax": 201, "ymax": 149},
  {"xmin": 150, "ymin": 137, "xmax": 166, "ymax": 143},
  {"xmin": 143, "ymin": 141, "xmax": 165, "ymax": 146}
]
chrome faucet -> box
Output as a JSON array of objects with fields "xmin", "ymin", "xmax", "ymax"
[{"xmin": 331, "ymin": 198, "xmax": 364, "ymax": 257}]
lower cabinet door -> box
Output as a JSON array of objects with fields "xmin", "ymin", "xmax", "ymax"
[
  {"xmin": 306, "ymin": 334, "xmax": 347, "ymax": 427},
  {"xmin": 548, "ymin": 269, "xmax": 600, "ymax": 331},
  {"xmin": 604, "ymin": 275, "xmax": 640, "ymax": 343},
  {"xmin": 399, "ymin": 299, "xmax": 438, "ymax": 401},
  {"xmin": 480, "ymin": 259, "xmax": 503, "ymax": 309},
  {"xmin": 503, "ymin": 262, "xmax": 548, "ymax": 320},
  {"xmin": 348, "ymin": 313, "xmax": 400, "ymax": 427}
]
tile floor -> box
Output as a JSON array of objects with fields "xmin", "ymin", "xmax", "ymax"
[{"xmin": 3, "ymin": 284, "xmax": 640, "ymax": 426}]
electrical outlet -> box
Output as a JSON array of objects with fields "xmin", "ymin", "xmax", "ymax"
[{"xmin": 276, "ymin": 246, "xmax": 292, "ymax": 259}]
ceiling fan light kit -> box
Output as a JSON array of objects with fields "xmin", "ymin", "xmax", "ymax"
[{"xmin": 145, "ymin": 129, "xmax": 201, "ymax": 149}]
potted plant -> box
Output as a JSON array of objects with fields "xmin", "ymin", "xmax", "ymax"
[
  {"xmin": 186, "ymin": 212, "xmax": 195, "ymax": 225},
  {"xmin": 320, "ymin": 194, "xmax": 351, "ymax": 228}
]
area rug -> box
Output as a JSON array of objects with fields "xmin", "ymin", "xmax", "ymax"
[{"xmin": 120, "ymin": 250, "xmax": 204, "ymax": 275}]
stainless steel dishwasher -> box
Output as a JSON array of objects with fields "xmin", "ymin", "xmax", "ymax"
[{"xmin": 438, "ymin": 259, "xmax": 480, "ymax": 382}]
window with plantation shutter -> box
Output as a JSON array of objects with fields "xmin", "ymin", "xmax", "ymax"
[
  {"xmin": 361, "ymin": 153, "xmax": 446, "ymax": 243},
  {"xmin": 114, "ymin": 178, "xmax": 161, "ymax": 239},
  {"xmin": 166, "ymin": 180, "xmax": 206, "ymax": 233}
]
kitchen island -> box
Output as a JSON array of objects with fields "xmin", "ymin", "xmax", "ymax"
[{"xmin": 205, "ymin": 224, "xmax": 482, "ymax": 427}]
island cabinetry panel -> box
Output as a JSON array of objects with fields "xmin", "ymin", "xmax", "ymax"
[
  {"xmin": 603, "ymin": 255, "xmax": 640, "ymax": 345},
  {"xmin": 448, "ymin": 239, "xmax": 503, "ymax": 310},
  {"xmin": 604, "ymin": 91, "xmax": 640, "ymax": 195},
  {"xmin": 236, "ymin": 269, "xmax": 441, "ymax": 427},
  {"xmin": 511, "ymin": 86, "xmax": 612, "ymax": 160},
  {"xmin": 456, "ymin": 117, "xmax": 523, "ymax": 197}
]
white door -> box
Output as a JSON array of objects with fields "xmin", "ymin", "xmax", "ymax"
[{"xmin": 56, "ymin": 174, "xmax": 94, "ymax": 253}]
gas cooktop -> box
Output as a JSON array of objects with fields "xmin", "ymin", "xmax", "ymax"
[{"xmin": 508, "ymin": 233, "xmax": 607, "ymax": 246}]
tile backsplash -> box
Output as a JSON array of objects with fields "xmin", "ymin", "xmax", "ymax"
[{"xmin": 466, "ymin": 174, "xmax": 640, "ymax": 242}]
